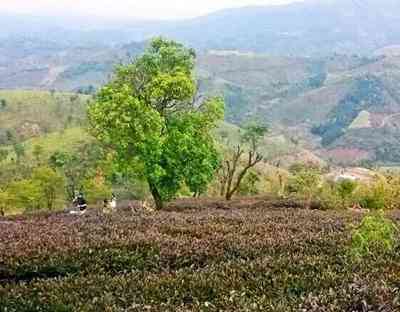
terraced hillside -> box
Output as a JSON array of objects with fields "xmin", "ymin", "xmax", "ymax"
[
  {"xmin": 198, "ymin": 51, "xmax": 400, "ymax": 165},
  {"xmin": 0, "ymin": 39, "xmax": 144, "ymax": 91},
  {"xmin": 3, "ymin": 43, "xmax": 400, "ymax": 165}
]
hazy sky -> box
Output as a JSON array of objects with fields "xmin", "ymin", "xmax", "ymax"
[{"xmin": 0, "ymin": 0, "xmax": 300, "ymax": 20}]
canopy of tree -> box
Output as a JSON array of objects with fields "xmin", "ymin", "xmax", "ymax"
[{"xmin": 88, "ymin": 38, "xmax": 224, "ymax": 209}]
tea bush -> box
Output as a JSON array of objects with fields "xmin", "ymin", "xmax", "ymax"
[
  {"xmin": 351, "ymin": 211, "xmax": 398, "ymax": 259},
  {"xmin": 1, "ymin": 201, "xmax": 399, "ymax": 311}
]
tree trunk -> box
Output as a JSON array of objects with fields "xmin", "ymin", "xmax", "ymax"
[
  {"xmin": 306, "ymin": 193, "xmax": 312, "ymax": 210},
  {"xmin": 225, "ymin": 192, "xmax": 233, "ymax": 201},
  {"xmin": 148, "ymin": 181, "xmax": 163, "ymax": 210}
]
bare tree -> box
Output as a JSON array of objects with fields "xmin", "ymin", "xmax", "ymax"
[{"xmin": 219, "ymin": 122, "xmax": 267, "ymax": 200}]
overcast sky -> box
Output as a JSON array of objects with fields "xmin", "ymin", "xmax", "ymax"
[{"xmin": 0, "ymin": 0, "xmax": 300, "ymax": 20}]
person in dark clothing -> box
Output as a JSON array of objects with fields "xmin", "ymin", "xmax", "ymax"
[{"xmin": 73, "ymin": 193, "xmax": 87, "ymax": 213}]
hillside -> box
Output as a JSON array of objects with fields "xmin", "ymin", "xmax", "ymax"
[
  {"xmin": 1, "ymin": 200, "xmax": 400, "ymax": 311},
  {"xmin": 0, "ymin": 91, "xmax": 304, "ymax": 170},
  {"xmin": 0, "ymin": 90, "xmax": 89, "ymax": 144},
  {"xmin": 3, "ymin": 50, "xmax": 400, "ymax": 165},
  {"xmin": 199, "ymin": 52, "xmax": 400, "ymax": 165},
  {"xmin": 0, "ymin": 38, "xmax": 144, "ymax": 91},
  {"xmin": 2, "ymin": 0, "xmax": 400, "ymax": 165}
]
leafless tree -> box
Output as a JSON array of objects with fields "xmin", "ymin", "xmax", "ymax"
[{"xmin": 219, "ymin": 122, "xmax": 267, "ymax": 200}]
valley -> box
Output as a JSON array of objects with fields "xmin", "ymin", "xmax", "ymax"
[{"xmin": 2, "ymin": 45, "xmax": 400, "ymax": 166}]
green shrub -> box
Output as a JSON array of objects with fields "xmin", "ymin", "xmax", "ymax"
[
  {"xmin": 316, "ymin": 181, "xmax": 341, "ymax": 210},
  {"xmin": 7, "ymin": 179, "xmax": 42, "ymax": 211},
  {"xmin": 0, "ymin": 189, "xmax": 11, "ymax": 216},
  {"xmin": 32, "ymin": 166, "xmax": 65, "ymax": 210},
  {"xmin": 238, "ymin": 170, "xmax": 260, "ymax": 196},
  {"xmin": 83, "ymin": 174, "xmax": 112, "ymax": 204},
  {"xmin": 4, "ymin": 167, "xmax": 65, "ymax": 212},
  {"xmin": 287, "ymin": 164, "xmax": 323, "ymax": 208},
  {"xmin": 351, "ymin": 211, "xmax": 398, "ymax": 259},
  {"xmin": 336, "ymin": 179, "xmax": 358, "ymax": 208},
  {"xmin": 356, "ymin": 180, "xmax": 387, "ymax": 210},
  {"xmin": 380, "ymin": 173, "xmax": 400, "ymax": 210}
]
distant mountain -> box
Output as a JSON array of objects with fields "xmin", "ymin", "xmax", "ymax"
[
  {"xmin": 0, "ymin": 36, "xmax": 145, "ymax": 91},
  {"xmin": 3, "ymin": 0, "xmax": 400, "ymax": 165},
  {"xmin": 166, "ymin": 0, "xmax": 400, "ymax": 56},
  {"xmin": 2, "ymin": 0, "xmax": 400, "ymax": 56}
]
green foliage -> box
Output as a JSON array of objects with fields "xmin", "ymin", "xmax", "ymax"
[
  {"xmin": 241, "ymin": 121, "xmax": 268, "ymax": 150},
  {"xmin": 5, "ymin": 167, "xmax": 65, "ymax": 212},
  {"xmin": 312, "ymin": 76, "xmax": 385, "ymax": 146},
  {"xmin": 336, "ymin": 179, "xmax": 358, "ymax": 208},
  {"xmin": 7, "ymin": 179, "xmax": 42, "ymax": 212},
  {"xmin": 237, "ymin": 170, "xmax": 261, "ymax": 196},
  {"xmin": 49, "ymin": 141, "xmax": 106, "ymax": 199},
  {"xmin": 0, "ymin": 98, "xmax": 7, "ymax": 109},
  {"xmin": 0, "ymin": 90, "xmax": 89, "ymax": 144},
  {"xmin": 0, "ymin": 189, "xmax": 11, "ymax": 216},
  {"xmin": 0, "ymin": 149, "xmax": 8, "ymax": 163},
  {"xmin": 83, "ymin": 174, "xmax": 112, "ymax": 204},
  {"xmin": 218, "ymin": 120, "xmax": 267, "ymax": 200},
  {"xmin": 287, "ymin": 164, "xmax": 322, "ymax": 208},
  {"xmin": 31, "ymin": 166, "xmax": 65, "ymax": 210},
  {"xmin": 88, "ymin": 38, "xmax": 224, "ymax": 209},
  {"xmin": 351, "ymin": 211, "xmax": 398, "ymax": 259},
  {"xmin": 32, "ymin": 144, "xmax": 44, "ymax": 164},
  {"xmin": 356, "ymin": 180, "xmax": 387, "ymax": 210},
  {"xmin": 12, "ymin": 142, "xmax": 25, "ymax": 163}
]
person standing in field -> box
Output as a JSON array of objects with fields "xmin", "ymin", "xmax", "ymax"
[{"xmin": 110, "ymin": 193, "xmax": 117, "ymax": 212}]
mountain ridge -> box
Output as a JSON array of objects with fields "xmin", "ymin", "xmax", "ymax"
[{"xmin": 2, "ymin": 0, "xmax": 400, "ymax": 55}]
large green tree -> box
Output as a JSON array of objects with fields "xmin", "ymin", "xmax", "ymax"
[{"xmin": 88, "ymin": 38, "xmax": 224, "ymax": 209}]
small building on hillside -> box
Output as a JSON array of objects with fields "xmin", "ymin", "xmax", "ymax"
[{"xmin": 326, "ymin": 167, "xmax": 378, "ymax": 183}]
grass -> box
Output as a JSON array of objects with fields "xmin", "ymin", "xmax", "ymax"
[
  {"xmin": 0, "ymin": 89, "xmax": 92, "ymax": 165},
  {"xmin": 0, "ymin": 198, "xmax": 399, "ymax": 311},
  {"xmin": 0, "ymin": 90, "xmax": 89, "ymax": 142},
  {"xmin": 215, "ymin": 121, "xmax": 299, "ymax": 163},
  {"xmin": 25, "ymin": 127, "xmax": 91, "ymax": 160},
  {"xmin": 0, "ymin": 127, "xmax": 91, "ymax": 165}
]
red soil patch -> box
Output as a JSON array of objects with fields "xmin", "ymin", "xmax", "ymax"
[{"xmin": 323, "ymin": 148, "xmax": 370, "ymax": 163}]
